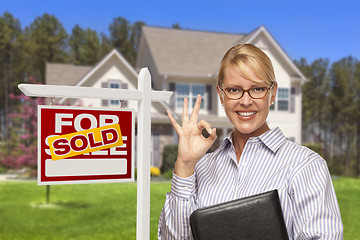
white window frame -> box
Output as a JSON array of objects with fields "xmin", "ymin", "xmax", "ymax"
[
  {"xmin": 108, "ymin": 80, "xmax": 121, "ymax": 106},
  {"xmin": 276, "ymin": 88, "xmax": 290, "ymax": 111},
  {"xmin": 270, "ymin": 87, "xmax": 289, "ymax": 111},
  {"xmin": 175, "ymin": 83, "xmax": 207, "ymax": 111}
]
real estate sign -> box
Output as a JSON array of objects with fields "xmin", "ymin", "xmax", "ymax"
[{"xmin": 38, "ymin": 105, "xmax": 134, "ymax": 185}]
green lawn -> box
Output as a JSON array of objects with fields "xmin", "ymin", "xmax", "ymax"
[
  {"xmin": 0, "ymin": 177, "xmax": 358, "ymax": 239},
  {"xmin": 0, "ymin": 180, "xmax": 170, "ymax": 240},
  {"xmin": 333, "ymin": 177, "xmax": 360, "ymax": 239}
]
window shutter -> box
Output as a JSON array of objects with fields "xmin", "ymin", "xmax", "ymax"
[
  {"xmin": 290, "ymin": 87, "xmax": 296, "ymax": 113},
  {"xmin": 152, "ymin": 134, "xmax": 160, "ymax": 167},
  {"xmin": 169, "ymin": 83, "xmax": 176, "ymax": 109},
  {"xmin": 120, "ymin": 83, "xmax": 129, "ymax": 107},
  {"xmin": 206, "ymin": 85, "xmax": 212, "ymax": 111},
  {"xmin": 101, "ymin": 82, "xmax": 109, "ymax": 106}
]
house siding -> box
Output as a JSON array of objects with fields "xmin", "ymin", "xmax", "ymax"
[{"xmin": 257, "ymin": 39, "xmax": 302, "ymax": 143}]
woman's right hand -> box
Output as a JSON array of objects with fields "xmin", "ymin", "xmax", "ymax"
[{"xmin": 167, "ymin": 95, "xmax": 217, "ymax": 178}]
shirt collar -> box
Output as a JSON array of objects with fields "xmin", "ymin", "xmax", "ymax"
[
  {"xmin": 221, "ymin": 127, "xmax": 286, "ymax": 153},
  {"xmin": 257, "ymin": 127, "xmax": 287, "ymax": 153}
]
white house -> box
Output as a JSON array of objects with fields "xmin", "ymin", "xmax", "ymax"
[
  {"xmin": 46, "ymin": 25, "xmax": 306, "ymax": 168},
  {"xmin": 136, "ymin": 25, "xmax": 306, "ymax": 143}
]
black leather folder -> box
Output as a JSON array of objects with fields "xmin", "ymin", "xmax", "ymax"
[{"xmin": 189, "ymin": 190, "xmax": 289, "ymax": 240}]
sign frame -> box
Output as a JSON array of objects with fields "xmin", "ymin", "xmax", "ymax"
[{"xmin": 37, "ymin": 105, "xmax": 135, "ymax": 185}]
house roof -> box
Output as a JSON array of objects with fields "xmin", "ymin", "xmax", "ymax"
[
  {"xmin": 244, "ymin": 26, "xmax": 306, "ymax": 81},
  {"xmin": 46, "ymin": 49, "xmax": 139, "ymax": 88},
  {"xmin": 55, "ymin": 49, "xmax": 141, "ymax": 104},
  {"xmin": 141, "ymin": 26, "xmax": 245, "ymax": 77},
  {"xmin": 46, "ymin": 63, "xmax": 92, "ymax": 86},
  {"xmin": 75, "ymin": 49, "xmax": 139, "ymax": 87},
  {"xmin": 46, "ymin": 50, "xmax": 173, "ymax": 118},
  {"xmin": 139, "ymin": 25, "xmax": 307, "ymax": 83}
]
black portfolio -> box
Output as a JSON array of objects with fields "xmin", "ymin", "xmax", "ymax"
[{"xmin": 189, "ymin": 190, "xmax": 289, "ymax": 240}]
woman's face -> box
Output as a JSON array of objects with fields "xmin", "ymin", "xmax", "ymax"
[{"xmin": 218, "ymin": 65, "xmax": 277, "ymax": 138}]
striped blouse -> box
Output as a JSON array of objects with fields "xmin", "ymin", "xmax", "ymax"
[{"xmin": 158, "ymin": 127, "xmax": 343, "ymax": 239}]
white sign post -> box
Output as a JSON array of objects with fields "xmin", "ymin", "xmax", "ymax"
[{"xmin": 18, "ymin": 67, "xmax": 172, "ymax": 240}]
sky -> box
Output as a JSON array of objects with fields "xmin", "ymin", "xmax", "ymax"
[{"xmin": 1, "ymin": 0, "xmax": 359, "ymax": 64}]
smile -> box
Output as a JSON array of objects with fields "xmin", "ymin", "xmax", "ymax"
[{"xmin": 236, "ymin": 111, "xmax": 256, "ymax": 117}]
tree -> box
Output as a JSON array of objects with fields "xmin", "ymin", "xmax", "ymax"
[
  {"xmin": 0, "ymin": 12, "xmax": 25, "ymax": 151},
  {"xmin": 128, "ymin": 21, "xmax": 145, "ymax": 65},
  {"xmin": 99, "ymin": 32, "xmax": 112, "ymax": 59},
  {"xmin": 0, "ymin": 77, "xmax": 44, "ymax": 169},
  {"xmin": 109, "ymin": 17, "xmax": 145, "ymax": 66},
  {"xmin": 171, "ymin": 23, "xmax": 182, "ymax": 29},
  {"xmin": 296, "ymin": 58, "xmax": 330, "ymax": 144},
  {"xmin": 24, "ymin": 13, "xmax": 68, "ymax": 82},
  {"xmin": 296, "ymin": 56, "xmax": 360, "ymax": 176},
  {"xmin": 327, "ymin": 57, "xmax": 358, "ymax": 175},
  {"xmin": 68, "ymin": 24, "xmax": 83, "ymax": 65},
  {"xmin": 109, "ymin": 17, "xmax": 130, "ymax": 57},
  {"xmin": 69, "ymin": 25, "xmax": 101, "ymax": 65},
  {"xmin": 354, "ymin": 61, "xmax": 360, "ymax": 177}
]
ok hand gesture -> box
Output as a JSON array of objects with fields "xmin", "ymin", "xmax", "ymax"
[{"xmin": 167, "ymin": 95, "xmax": 217, "ymax": 178}]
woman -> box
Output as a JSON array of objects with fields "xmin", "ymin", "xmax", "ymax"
[{"xmin": 158, "ymin": 44, "xmax": 343, "ymax": 239}]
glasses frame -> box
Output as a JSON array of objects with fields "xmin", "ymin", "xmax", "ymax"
[{"xmin": 218, "ymin": 82, "xmax": 275, "ymax": 100}]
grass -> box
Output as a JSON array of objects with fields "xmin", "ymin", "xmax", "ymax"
[
  {"xmin": 0, "ymin": 180, "xmax": 170, "ymax": 240},
  {"xmin": 0, "ymin": 177, "xmax": 358, "ymax": 239},
  {"xmin": 333, "ymin": 177, "xmax": 360, "ymax": 239}
]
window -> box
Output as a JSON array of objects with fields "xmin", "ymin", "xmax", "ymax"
[
  {"xmin": 109, "ymin": 81, "xmax": 121, "ymax": 105},
  {"xmin": 176, "ymin": 84, "xmax": 190, "ymax": 108},
  {"xmin": 109, "ymin": 82, "xmax": 120, "ymax": 89},
  {"xmin": 101, "ymin": 80, "xmax": 128, "ymax": 107},
  {"xmin": 270, "ymin": 88, "xmax": 290, "ymax": 111},
  {"xmin": 277, "ymin": 88, "xmax": 289, "ymax": 111},
  {"xmin": 176, "ymin": 83, "xmax": 206, "ymax": 110}
]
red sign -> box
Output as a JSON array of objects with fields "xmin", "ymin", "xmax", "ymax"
[{"xmin": 38, "ymin": 106, "xmax": 134, "ymax": 185}]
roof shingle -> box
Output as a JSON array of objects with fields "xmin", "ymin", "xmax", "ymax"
[
  {"xmin": 46, "ymin": 63, "xmax": 92, "ymax": 86},
  {"xmin": 142, "ymin": 26, "xmax": 246, "ymax": 76}
]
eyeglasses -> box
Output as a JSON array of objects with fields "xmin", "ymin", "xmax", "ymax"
[{"xmin": 218, "ymin": 82, "xmax": 275, "ymax": 100}]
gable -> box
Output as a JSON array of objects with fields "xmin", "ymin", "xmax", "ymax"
[
  {"xmin": 75, "ymin": 49, "xmax": 139, "ymax": 88},
  {"xmin": 79, "ymin": 54, "xmax": 138, "ymax": 89},
  {"xmin": 253, "ymin": 37, "xmax": 294, "ymax": 87},
  {"xmin": 246, "ymin": 26, "xmax": 306, "ymax": 84}
]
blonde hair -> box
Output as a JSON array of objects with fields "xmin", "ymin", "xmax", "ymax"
[{"xmin": 217, "ymin": 44, "xmax": 276, "ymax": 87}]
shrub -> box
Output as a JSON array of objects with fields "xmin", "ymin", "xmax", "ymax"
[
  {"xmin": 160, "ymin": 144, "xmax": 178, "ymax": 174},
  {"xmin": 163, "ymin": 170, "xmax": 173, "ymax": 180},
  {"xmin": 1, "ymin": 77, "xmax": 44, "ymax": 169},
  {"xmin": 150, "ymin": 167, "xmax": 161, "ymax": 176},
  {"xmin": 303, "ymin": 142, "xmax": 324, "ymax": 157}
]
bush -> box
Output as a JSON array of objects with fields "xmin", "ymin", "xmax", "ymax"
[
  {"xmin": 150, "ymin": 167, "xmax": 161, "ymax": 176},
  {"xmin": 303, "ymin": 142, "xmax": 324, "ymax": 157},
  {"xmin": 0, "ymin": 166, "xmax": 8, "ymax": 173},
  {"xmin": 163, "ymin": 170, "xmax": 173, "ymax": 180},
  {"xmin": 1, "ymin": 86, "xmax": 44, "ymax": 170},
  {"xmin": 161, "ymin": 144, "xmax": 178, "ymax": 174}
]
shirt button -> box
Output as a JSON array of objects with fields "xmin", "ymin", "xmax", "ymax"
[
  {"xmin": 241, "ymin": 162, "xmax": 246, "ymax": 167},
  {"xmin": 184, "ymin": 187, "xmax": 189, "ymax": 191}
]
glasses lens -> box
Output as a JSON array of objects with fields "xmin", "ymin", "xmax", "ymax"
[
  {"xmin": 222, "ymin": 83, "xmax": 273, "ymax": 100},
  {"xmin": 249, "ymin": 87, "xmax": 268, "ymax": 99},
  {"xmin": 224, "ymin": 89, "xmax": 243, "ymax": 99}
]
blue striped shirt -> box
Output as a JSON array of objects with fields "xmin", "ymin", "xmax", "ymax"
[{"xmin": 158, "ymin": 127, "xmax": 343, "ymax": 239}]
